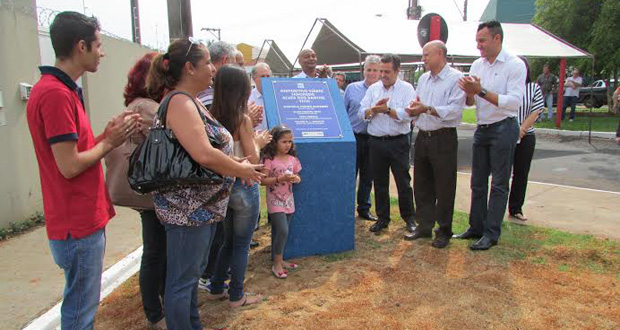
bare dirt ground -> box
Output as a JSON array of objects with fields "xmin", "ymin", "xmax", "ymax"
[{"xmin": 95, "ymin": 211, "xmax": 619, "ymax": 330}]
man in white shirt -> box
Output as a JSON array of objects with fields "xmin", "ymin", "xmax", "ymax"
[
  {"xmin": 249, "ymin": 63, "xmax": 271, "ymax": 131},
  {"xmin": 293, "ymin": 49, "xmax": 331, "ymax": 78},
  {"xmin": 456, "ymin": 20, "xmax": 526, "ymax": 250},
  {"xmin": 561, "ymin": 68, "xmax": 582, "ymax": 122},
  {"xmin": 403, "ymin": 40, "xmax": 466, "ymax": 248},
  {"xmin": 359, "ymin": 54, "xmax": 417, "ymax": 233}
]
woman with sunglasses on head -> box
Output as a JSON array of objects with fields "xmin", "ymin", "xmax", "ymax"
[{"xmin": 146, "ymin": 38, "xmax": 264, "ymax": 330}]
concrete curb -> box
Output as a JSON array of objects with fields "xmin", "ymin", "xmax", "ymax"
[
  {"xmin": 22, "ymin": 246, "xmax": 143, "ymax": 330},
  {"xmin": 457, "ymin": 123, "xmax": 616, "ymax": 140}
]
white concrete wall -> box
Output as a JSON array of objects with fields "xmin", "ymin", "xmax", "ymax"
[{"xmin": 0, "ymin": 1, "xmax": 153, "ymax": 228}]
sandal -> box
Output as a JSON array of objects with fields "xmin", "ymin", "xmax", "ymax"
[
  {"xmin": 272, "ymin": 266, "xmax": 287, "ymax": 279},
  {"xmin": 205, "ymin": 291, "xmax": 228, "ymax": 301},
  {"xmin": 283, "ymin": 262, "xmax": 299, "ymax": 269},
  {"xmin": 229, "ymin": 293, "xmax": 263, "ymax": 308}
]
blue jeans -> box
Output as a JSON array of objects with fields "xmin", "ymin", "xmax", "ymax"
[
  {"xmin": 165, "ymin": 223, "xmax": 216, "ymax": 330},
  {"xmin": 469, "ymin": 117, "xmax": 519, "ymax": 241},
  {"xmin": 49, "ymin": 228, "xmax": 106, "ymax": 330},
  {"xmin": 562, "ymin": 95, "xmax": 578, "ymax": 120},
  {"xmin": 544, "ymin": 93, "xmax": 554, "ymax": 120},
  {"xmin": 210, "ymin": 180, "xmax": 259, "ymax": 302}
]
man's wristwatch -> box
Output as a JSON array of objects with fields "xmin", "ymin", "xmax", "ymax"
[
  {"xmin": 386, "ymin": 107, "xmax": 392, "ymax": 115},
  {"xmin": 478, "ymin": 88, "xmax": 488, "ymax": 98}
]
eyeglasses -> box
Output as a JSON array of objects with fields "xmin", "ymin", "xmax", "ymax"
[{"xmin": 185, "ymin": 37, "xmax": 202, "ymax": 58}]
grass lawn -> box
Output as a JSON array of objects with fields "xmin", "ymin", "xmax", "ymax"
[
  {"xmin": 461, "ymin": 107, "xmax": 619, "ymax": 132},
  {"xmin": 94, "ymin": 195, "xmax": 620, "ymax": 329}
]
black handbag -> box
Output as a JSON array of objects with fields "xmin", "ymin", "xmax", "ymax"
[{"xmin": 128, "ymin": 91, "xmax": 224, "ymax": 194}]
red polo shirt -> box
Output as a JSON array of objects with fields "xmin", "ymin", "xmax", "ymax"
[{"xmin": 27, "ymin": 66, "xmax": 115, "ymax": 240}]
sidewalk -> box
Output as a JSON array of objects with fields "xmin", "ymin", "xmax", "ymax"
[
  {"xmin": 0, "ymin": 207, "xmax": 142, "ymax": 330},
  {"xmin": 389, "ymin": 171, "xmax": 620, "ymax": 240},
  {"xmin": 459, "ymin": 123, "xmax": 617, "ymax": 140}
]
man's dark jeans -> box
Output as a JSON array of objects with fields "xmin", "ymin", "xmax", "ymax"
[
  {"xmin": 562, "ymin": 95, "xmax": 578, "ymax": 120},
  {"xmin": 354, "ymin": 133, "xmax": 373, "ymax": 213},
  {"xmin": 469, "ymin": 117, "xmax": 519, "ymax": 241}
]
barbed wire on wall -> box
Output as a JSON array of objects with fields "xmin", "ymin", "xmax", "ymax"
[{"xmin": 36, "ymin": 6, "xmax": 127, "ymax": 42}]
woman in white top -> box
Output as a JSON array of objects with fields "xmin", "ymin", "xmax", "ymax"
[
  {"xmin": 508, "ymin": 56, "xmax": 544, "ymax": 221},
  {"xmin": 208, "ymin": 65, "xmax": 270, "ymax": 307}
]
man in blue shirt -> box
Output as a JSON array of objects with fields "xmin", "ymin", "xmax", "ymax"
[{"xmin": 344, "ymin": 55, "xmax": 381, "ymax": 221}]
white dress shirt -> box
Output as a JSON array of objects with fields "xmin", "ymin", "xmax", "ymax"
[
  {"xmin": 469, "ymin": 48, "xmax": 526, "ymax": 125},
  {"xmin": 293, "ymin": 71, "xmax": 316, "ymax": 78},
  {"xmin": 248, "ymin": 88, "xmax": 267, "ymax": 131},
  {"xmin": 359, "ymin": 79, "xmax": 416, "ymax": 137},
  {"xmin": 414, "ymin": 65, "xmax": 466, "ymax": 131}
]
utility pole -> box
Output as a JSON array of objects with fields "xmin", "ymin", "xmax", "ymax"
[
  {"xmin": 167, "ymin": 0, "xmax": 193, "ymax": 41},
  {"xmin": 130, "ymin": 0, "xmax": 141, "ymax": 44},
  {"xmin": 407, "ymin": 0, "xmax": 421, "ymax": 20},
  {"xmin": 463, "ymin": 0, "xmax": 468, "ymax": 21},
  {"xmin": 201, "ymin": 28, "xmax": 221, "ymax": 41}
]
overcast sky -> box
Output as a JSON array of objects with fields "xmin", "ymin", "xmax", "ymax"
[{"xmin": 37, "ymin": 0, "xmax": 489, "ymax": 59}]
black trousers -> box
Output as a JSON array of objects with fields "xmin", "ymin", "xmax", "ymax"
[
  {"xmin": 354, "ymin": 133, "xmax": 373, "ymax": 213},
  {"xmin": 509, "ymin": 134, "xmax": 536, "ymax": 215},
  {"xmin": 139, "ymin": 210, "xmax": 167, "ymax": 323},
  {"xmin": 413, "ymin": 128, "xmax": 458, "ymax": 238},
  {"xmin": 369, "ymin": 134, "xmax": 415, "ymax": 224}
]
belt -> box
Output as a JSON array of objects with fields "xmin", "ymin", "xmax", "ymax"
[
  {"xmin": 477, "ymin": 117, "xmax": 515, "ymax": 129},
  {"xmin": 417, "ymin": 127, "xmax": 456, "ymax": 137},
  {"xmin": 369, "ymin": 134, "xmax": 407, "ymax": 141}
]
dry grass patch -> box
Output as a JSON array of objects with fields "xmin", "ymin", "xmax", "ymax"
[{"xmin": 96, "ymin": 207, "xmax": 619, "ymax": 329}]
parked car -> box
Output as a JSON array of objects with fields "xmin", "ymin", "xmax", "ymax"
[{"xmin": 578, "ymin": 79, "xmax": 614, "ymax": 108}]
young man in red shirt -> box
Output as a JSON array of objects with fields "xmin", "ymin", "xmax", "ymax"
[{"xmin": 27, "ymin": 11, "xmax": 140, "ymax": 329}]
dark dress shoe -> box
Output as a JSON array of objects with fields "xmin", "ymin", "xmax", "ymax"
[
  {"xmin": 469, "ymin": 236, "xmax": 497, "ymax": 250},
  {"xmin": 403, "ymin": 230, "xmax": 432, "ymax": 241},
  {"xmin": 369, "ymin": 220, "xmax": 389, "ymax": 232},
  {"xmin": 453, "ymin": 230, "xmax": 483, "ymax": 240},
  {"xmin": 405, "ymin": 218, "xmax": 417, "ymax": 233},
  {"xmin": 431, "ymin": 236, "xmax": 450, "ymax": 249},
  {"xmin": 358, "ymin": 211, "xmax": 378, "ymax": 221}
]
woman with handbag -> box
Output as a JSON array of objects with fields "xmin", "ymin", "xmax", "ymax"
[
  {"xmin": 207, "ymin": 65, "xmax": 271, "ymax": 307},
  {"xmin": 104, "ymin": 52, "xmax": 167, "ymax": 330},
  {"xmin": 144, "ymin": 39, "xmax": 264, "ymax": 330}
]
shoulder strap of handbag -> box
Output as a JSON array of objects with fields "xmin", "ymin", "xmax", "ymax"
[{"xmin": 157, "ymin": 91, "xmax": 218, "ymax": 128}]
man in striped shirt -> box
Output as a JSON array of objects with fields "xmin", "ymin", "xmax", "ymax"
[{"xmin": 456, "ymin": 20, "xmax": 526, "ymax": 250}]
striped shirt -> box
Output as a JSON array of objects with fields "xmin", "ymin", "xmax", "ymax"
[
  {"xmin": 519, "ymin": 82, "xmax": 544, "ymax": 135},
  {"xmin": 197, "ymin": 87, "xmax": 214, "ymax": 109}
]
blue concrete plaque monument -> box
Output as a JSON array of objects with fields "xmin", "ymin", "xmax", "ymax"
[{"xmin": 262, "ymin": 77, "xmax": 356, "ymax": 259}]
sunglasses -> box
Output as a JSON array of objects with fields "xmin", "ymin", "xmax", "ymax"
[{"xmin": 185, "ymin": 37, "xmax": 203, "ymax": 58}]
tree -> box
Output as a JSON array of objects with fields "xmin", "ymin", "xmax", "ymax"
[{"xmin": 532, "ymin": 0, "xmax": 619, "ymax": 87}]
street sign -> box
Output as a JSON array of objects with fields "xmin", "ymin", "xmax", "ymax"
[{"xmin": 417, "ymin": 13, "xmax": 448, "ymax": 48}]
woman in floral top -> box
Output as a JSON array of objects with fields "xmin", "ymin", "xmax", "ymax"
[{"xmin": 145, "ymin": 39, "xmax": 264, "ymax": 330}]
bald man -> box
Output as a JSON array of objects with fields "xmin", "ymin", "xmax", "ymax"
[
  {"xmin": 294, "ymin": 49, "xmax": 331, "ymax": 78},
  {"xmin": 404, "ymin": 40, "xmax": 466, "ymax": 248}
]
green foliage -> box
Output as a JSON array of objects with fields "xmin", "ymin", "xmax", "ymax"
[
  {"xmin": 0, "ymin": 212, "xmax": 45, "ymax": 241},
  {"xmin": 532, "ymin": 0, "xmax": 619, "ymax": 81}
]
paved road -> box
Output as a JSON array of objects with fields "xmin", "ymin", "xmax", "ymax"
[{"xmin": 425, "ymin": 127, "xmax": 620, "ymax": 193}]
